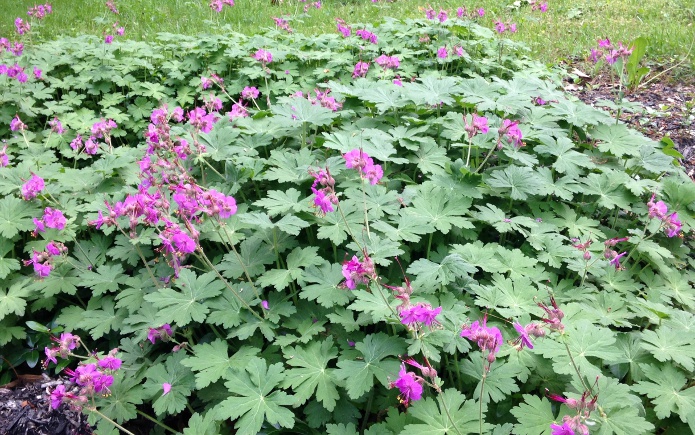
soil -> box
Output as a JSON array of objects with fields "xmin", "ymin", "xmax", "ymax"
[
  {"xmin": 561, "ymin": 63, "xmax": 695, "ymax": 180},
  {"xmin": 0, "ymin": 375, "xmax": 93, "ymax": 435}
]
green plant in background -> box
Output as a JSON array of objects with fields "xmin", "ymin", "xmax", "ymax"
[{"xmin": 1, "ymin": 2, "xmax": 695, "ymax": 435}]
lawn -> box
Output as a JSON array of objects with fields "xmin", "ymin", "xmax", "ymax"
[{"xmin": 0, "ymin": 0, "xmax": 693, "ymax": 70}]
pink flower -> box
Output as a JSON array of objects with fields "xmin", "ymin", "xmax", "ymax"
[
  {"xmin": 664, "ymin": 212, "xmax": 682, "ymax": 237},
  {"xmin": 495, "ymin": 21, "xmax": 506, "ymax": 33},
  {"xmin": 33, "ymin": 67, "xmax": 42, "ymax": 79},
  {"xmin": 352, "ymin": 61, "xmax": 370, "ymax": 78},
  {"xmin": 598, "ymin": 38, "xmax": 612, "ymax": 48},
  {"xmin": 499, "ymin": 119, "xmax": 523, "ymax": 148},
  {"xmin": 116, "ymin": 27, "xmax": 125, "ymax": 36},
  {"xmin": 105, "ymin": 35, "xmax": 114, "ymax": 44},
  {"xmin": 390, "ymin": 364, "xmax": 423, "ymax": 406},
  {"xmin": 437, "ymin": 9, "xmax": 448, "ymax": 22},
  {"xmin": 10, "ymin": 115, "xmax": 26, "ymax": 131},
  {"xmin": 550, "ymin": 421, "xmax": 575, "ymax": 435},
  {"xmin": 148, "ymin": 324, "xmax": 173, "ymax": 344},
  {"xmin": 241, "ymin": 86, "xmax": 259, "ymax": 99},
  {"xmin": 513, "ymin": 322, "xmax": 534, "ymax": 350},
  {"xmin": 21, "ymin": 173, "xmax": 45, "ymax": 200},
  {"xmin": 34, "ymin": 261, "xmax": 52, "ymax": 278},
  {"xmin": 253, "ymin": 49, "xmax": 273, "ymax": 64},
  {"xmin": 261, "ymin": 300, "xmax": 269, "ymax": 310},
  {"xmin": 437, "ymin": 46, "xmax": 448, "ymax": 59},
  {"xmin": 341, "ymin": 255, "xmax": 375, "ymax": 289},
  {"xmin": 461, "ymin": 315, "xmax": 503, "ymax": 360},
  {"xmin": 43, "ymin": 207, "xmax": 67, "ymax": 230},
  {"xmin": 50, "ymin": 385, "xmax": 66, "ymax": 409},
  {"xmin": 49, "ymin": 117, "xmax": 64, "ymax": 134},
  {"xmin": 0, "ymin": 145, "xmax": 9, "ymax": 167},
  {"xmin": 312, "ymin": 189, "xmax": 335, "ymax": 213},
  {"xmin": 399, "ymin": 304, "xmax": 442, "ymax": 326},
  {"xmin": 477, "ymin": 8, "xmax": 485, "ymax": 17},
  {"xmin": 15, "ymin": 18, "xmax": 31, "ymax": 35},
  {"xmin": 46, "ymin": 242, "xmax": 61, "ymax": 256},
  {"xmin": 162, "ymin": 383, "xmax": 172, "ymax": 395},
  {"xmin": 98, "ymin": 356, "xmax": 122, "ymax": 371},
  {"xmin": 356, "ymin": 29, "xmax": 377, "ymax": 44}
]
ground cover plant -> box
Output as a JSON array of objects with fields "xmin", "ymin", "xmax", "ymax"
[{"xmin": 1, "ymin": 2, "xmax": 695, "ymax": 435}]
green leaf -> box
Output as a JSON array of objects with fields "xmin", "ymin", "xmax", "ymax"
[
  {"xmin": 181, "ymin": 340, "xmax": 260, "ymax": 389},
  {"xmin": 0, "ymin": 279, "xmax": 32, "ymax": 320},
  {"xmin": 348, "ymin": 289, "xmax": 399, "ymax": 323},
  {"xmin": 459, "ymin": 353, "xmax": 522, "ymax": 403},
  {"xmin": 579, "ymin": 172, "xmax": 634, "ymax": 210},
  {"xmin": 407, "ymin": 254, "xmax": 476, "ymax": 288},
  {"xmin": 485, "ymin": 165, "xmax": 547, "ymax": 200},
  {"xmin": 183, "ymin": 412, "xmax": 219, "ymax": 435},
  {"xmin": 283, "ymin": 338, "xmax": 340, "ymax": 411},
  {"xmin": 589, "ymin": 124, "xmax": 651, "ymax": 158},
  {"xmin": 79, "ymin": 264, "xmax": 129, "ymax": 296},
  {"xmin": 218, "ymin": 237, "xmax": 276, "ymax": 279},
  {"xmin": 405, "ymin": 183, "xmax": 473, "ymax": 234},
  {"xmin": 335, "ymin": 333, "xmax": 405, "ymax": 399},
  {"xmin": 253, "ymin": 188, "xmax": 304, "ymax": 216},
  {"xmin": 214, "ymin": 357, "xmax": 295, "ymax": 435},
  {"xmin": 0, "ymin": 238, "xmax": 21, "ymax": 280},
  {"xmin": 300, "ymin": 263, "xmax": 350, "ymax": 308},
  {"xmin": 471, "ymin": 274, "xmax": 541, "ymax": 318},
  {"xmin": 258, "ymin": 247, "xmax": 323, "ymax": 291},
  {"xmin": 510, "ymin": 395, "xmax": 556, "ymax": 435},
  {"xmin": 272, "ymin": 97, "xmax": 338, "ymax": 127},
  {"xmin": 534, "ymin": 135, "xmax": 595, "ymax": 177},
  {"xmin": 95, "ymin": 373, "xmax": 146, "ymax": 423},
  {"xmin": 408, "ymin": 142, "xmax": 450, "ymax": 176},
  {"xmin": 632, "ymin": 363, "xmax": 695, "ymax": 421},
  {"xmin": 0, "ymin": 317, "xmax": 26, "ymax": 345},
  {"xmin": 143, "ymin": 270, "xmax": 225, "ymax": 326},
  {"xmin": 402, "ymin": 388, "xmax": 483, "ymax": 435},
  {"xmin": 592, "ymin": 405, "xmax": 655, "ymax": 435},
  {"xmin": 77, "ymin": 297, "xmax": 127, "ymax": 339},
  {"xmin": 0, "ymin": 197, "xmax": 39, "ymax": 238},
  {"xmin": 403, "ymin": 76, "xmax": 460, "ymax": 106},
  {"xmin": 640, "ymin": 326, "xmax": 695, "ymax": 371},
  {"xmin": 143, "ymin": 352, "xmax": 196, "ymax": 416},
  {"xmin": 536, "ymin": 320, "xmax": 621, "ymax": 380},
  {"xmin": 372, "ymin": 213, "xmax": 434, "ymax": 243}
]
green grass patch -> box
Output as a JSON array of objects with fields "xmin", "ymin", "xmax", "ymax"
[{"xmin": 1, "ymin": 0, "xmax": 693, "ymax": 71}]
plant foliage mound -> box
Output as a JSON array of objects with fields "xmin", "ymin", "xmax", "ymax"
[{"xmin": 1, "ymin": 15, "xmax": 694, "ymax": 435}]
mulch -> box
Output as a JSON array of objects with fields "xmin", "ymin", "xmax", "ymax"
[
  {"xmin": 562, "ymin": 63, "xmax": 695, "ymax": 180},
  {"xmin": 0, "ymin": 375, "xmax": 93, "ymax": 435}
]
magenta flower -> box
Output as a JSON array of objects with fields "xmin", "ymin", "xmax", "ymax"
[
  {"xmin": 43, "ymin": 207, "xmax": 67, "ymax": 230},
  {"xmin": 499, "ymin": 119, "xmax": 523, "ymax": 148},
  {"xmin": 390, "ymin": 364, "xmax": 423, "ymax": 406},
  {"xmin": 148, "ymin": 324, "xmax": 173, "ymax": 344},
  {"xmin": 513, "ymin": 322, "xmax": 534, "ymax": 350},
  {"xmin": 664, "ymin": 213, "xmax": 682, "ymax": 237},
  {"xmin": 461, "ymin": 315, "xmax": 503, "ymax": 361},
  {"xmin": 33, "ymin": 261, "xmax": 52, "ymax": 278},
  {"xmin": 550, "ymin": 422, "xmax": 575, "ymax": 435},
  {"xmin": 15, "ymin": 18, "xmax": 31, "ymax": 35},
  {"xmin": 356, "ymin": 29, "xmax": 378, "ymax": 44},
  {"xmin": 45, "ymin": 346, "xmax": 59, "ymax": 365},
  {"xmin": 598, "ymin": 38, "xmax": 611, "ymax": 48},
  {"xmin": 98, "ymin": 356, "xmax": 122, "ymax": 371},
  {"xmin": 50, "ymin": 385, "xmax": 66, "ymax": 409},
  {"xmin": 162, "ymin": 383, "xmax": 172, "ymax": 395},
  {"xmin": 105, "ymin": 35, "xmax": 114, "ymax": 44},
  {"xmin": 46, "ymin": 242, "xmax": 61, "ymax": 256},
  {"xmin": 253, "ymin": 49, "xmax": 273, "ymax": 64},
  {"xmin": 344, "ymin": 149, "xmax": 383, "ymax": 184},
  {"xmin": 261, "ymin": 300, "xmax": 269, "ymax": 310},
  {"xmin": 33, "ymin": 67, "xmax": 42, "ymax": 80},
  {"xmin": 457, "ymin": 7, "xmax": 465, "ymax": 18},
  {"xmin": 437, "ymin": 46, "xmax": 448, "ymax": 59},
  {"xmin": 49, "ymin": 117, "xmax": 64, "ymax": 134},
  {"xmin": 241, "ymin": 86, "xmax": 260, "ymax": 99},
  {"xmin": 437, "ymin": 9, "xmax": 448, "ymax": 22},
  {"xmin": 477, "ymin": 8, "xmax": 485, "ymax": 17},
  {"xmin": 84, "ymin": 136, "xmax": 99, "ymax": 155},
  {"xmin": 312, "ymin": 189, "xmax": 335, "ymax": 213},
  {"xmin": 352, "ymin": 61, "xmax": 370, "ymax": 78},
  {"xmin": 399, "ymin": 304, "xmax": 442, "ymax": 326},
  {"xmin": 341, "ymin": 255, "xmax": 375, "ymax": 289},
  {"xmin": 0, "ymin": 145, "xmax": 9, "ymax": 167},
  {"xmin": 336, "ymin": 18, "xmax": 351, "ymax": 37},
  {"xmin": 495, "ymin": 21, "xmax": 506, "ymax": 33},
  {"xmin": 10, "ymin": 115, "xmax": 26, "ymax": 131},
  {"xmin": 21, "ymin": 173, "xmax": 45, "ymax": 200}
]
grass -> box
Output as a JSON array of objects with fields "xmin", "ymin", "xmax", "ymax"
[{"xmin": 1, "ymin": 0, "xmax": 693, "ymax": 74}]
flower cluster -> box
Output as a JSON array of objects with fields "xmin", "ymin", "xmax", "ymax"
[
  {"xmin": 51, "ymin": 351, "xmax": 122, "ymax": 409},
  {"xmin": 303, "ymin": 88, "xmax": 343, "ymax": 112},
  {"xmin": 15, "ymin": 18, "xmax": 31, "ymax": 35},
  {"xmin": 530, "ymin": 1, "xmax": 548, "ymax": 12},
  {"xmin": 571, "ymin": 238, "xmax": 593, "ymax": 260},
  {"xmin": 399, "ymin": 303, "xmax": 442, "ymax": 328},
  {"xmin": 49, "ymin": 117, "xmax": 65, "ymax": 134},
  {"xmin": 548, "ymin": 389, "xmax": 599, "ymax": 435},
  {"xmin": 210, "ymin": 0, "xmax": 235, "ymax": 12},
  {"xmin": 309, "ymin": 167, "xmax": 337, "ymax": 214},
  {"xmin": 356, "ymin": 28, "xmax": 378, "ymax": 44},
  {"xmin": 27, "ymin": 3, "xmax": 53, "ymax": 19},
  {"xmin": 0, "ymin": 144, "xmax": 9, "ymax": 167},
  {"xmin": 344, "ymin": 149, "xmax": 383, "ymax": 184},
  {"xmin": 106, "ymin": 0, "xmax": 119, "ymax": 14},
  {"xmin": 10, "ymin": 115, "xmax": 27, "ymax": 131},
  {"xmin": 352, "ymin": 61, "xmax": 370, "ymax": 78},
  {"xmin": 375, "ymin": 54, "xmax": 400, "ymax": 70},
  {"xmin": 336, "ymin": 18, "xmax": 351, "ymax": 37},
  {"xmin": 341, "ymin": 254, "xmax": 376, "ymax": 289},
  {"xmin": 44, "ymin": 333, "xmax": 80, "ymax": 367},
  {"xmin": 201, "ymin": 73, "xmax": 224, "ymax": 90},
  {"xmin": 21, "ymin": 173, "xmax": 45, "ymax": 200},
  {"xmin": 495, "ymin": 21, "xmax": 518, "ymax": 34},
  {"xmin": 589, "ymin": 38, "xmax": 633, "ymax": 65},
  {"xmin": 148, "ymin": 324, "xmax": 173, "ymax": 344},
  {"xmin": 647, "ymin": 194, "xmax": 682, "ymax": 237},
  {"xmin": 537, "ymin": 296, "xmax": 565, "ymax": 332},
  {"xmin": 253, "ymin": 49, "xmax": 273, "ymax": 65},
  {"xmin": 389, "ymin": 364, "xmax": 424, "ymax": 406},
  {"xmin": 464, "ymin": 113, "xmax": 489, "ymax": 138},
  {"xmin": 273, "ymin": 16, "xmax": 292, "ymax": 33},
  {"xmin": 33, "ymin": 207, "xmax": 67, "ymax": 233},
  {"xmin": 0, "ymin": 39, "xmax": 24, "ymax": 57},
  {"xmin": 498, "ymin": 119, "xmax": 524, "ymax": 148},
  {"xmin": 461, "ymin": 314, "xmax": 504, "ymax": 365},
  {"xmin": 603, "ymin": 237, "xmax": 629, "ymax": 270},
  {"xmin": 425, "ymin": 7, "xmax": 449, "ymax": 22},
  {"xmin": 456, "ymin": 6, "xmax": 485, "ymax": 18},
  {"xmin": 511, "ymin": 322, "xmax": 545, "ymax": 350},
  {"xmin": 302, "ymin": 1, "xmax": 322, "ymax": 13},
  {"xmin": 24, "ymin": 241, "xmax": 68, "ymax": 278}
]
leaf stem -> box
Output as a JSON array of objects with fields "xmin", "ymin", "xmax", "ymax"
[
  {"xmin": 85, "ymin": 407, "xmax": 136, "ymax": 435},
  {"xmin": 135, "ymin": 409, "xmax": 178, "ymax": 434},
  {"xmin": 474, "ymin": 141, "xmax": 498, "ymax": 173}
]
